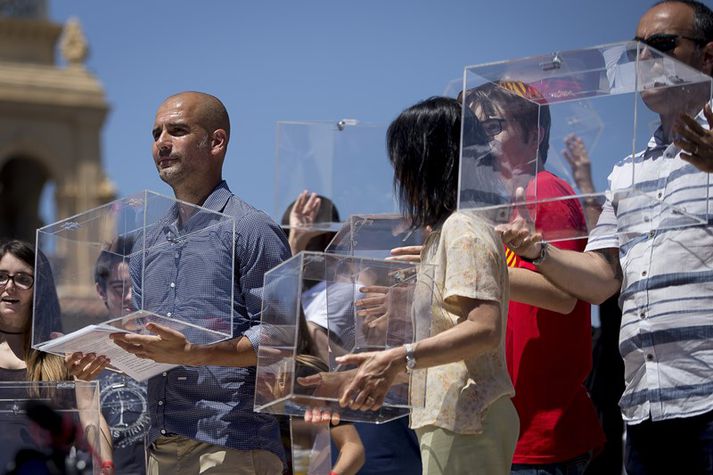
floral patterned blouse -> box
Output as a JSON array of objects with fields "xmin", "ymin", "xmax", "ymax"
[{"xmin": 410, "ymin": 211, "xmax": 514, "ymax": 434}]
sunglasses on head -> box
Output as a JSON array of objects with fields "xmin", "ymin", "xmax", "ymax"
[{"xmin": 628, "ymin": 33, "xmax": 707, "ymax": 60}]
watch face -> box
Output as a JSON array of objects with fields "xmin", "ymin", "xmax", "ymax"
[{"xmin": 99, "ymin": 372, "xmax": 150, "ymax": 449}]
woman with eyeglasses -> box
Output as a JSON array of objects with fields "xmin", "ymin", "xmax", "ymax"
[
  {"xmin": 0, "ymin": 239, "xmax": 67, "ymax": 381},
  {"xmin": 0, "ymin": 239, "xmax": 115, "ymax": 474},
  {"xmin": 330, "ymin": 97, "xmax": 518, "ymax": 475}
]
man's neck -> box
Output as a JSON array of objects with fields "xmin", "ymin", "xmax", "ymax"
[
  {"xmin": 172, "ymin": 177, "xmax": 222, "ymax": 206},
  {"xmin": 172, "ymin": 177, "xmax": 222, "ymax": 225}
]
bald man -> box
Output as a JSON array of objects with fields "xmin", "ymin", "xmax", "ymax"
[
  {"xmin": 500, "ymin": 2, "xmax": 713, "ymax": 474},
  {"xmin": 111, "ymin": 92, "xmax": 291, "ymax": 474}
]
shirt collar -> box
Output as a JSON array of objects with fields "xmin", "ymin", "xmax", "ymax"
[
  {"xmin": 201, "ymin": 180, "xmax": 233, "ymax": 214},
  {"xmin": 646, "ymin": 101, "xmax": 711, "ymax": 156}
]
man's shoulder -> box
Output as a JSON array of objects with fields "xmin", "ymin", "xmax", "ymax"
[
  {"xmin": 220, "ymin": 192, "xmax": 289, "ymax": 255},
  {"xmin": 222, "ymin": 193, "xmax": 280, "ymax": 229}
]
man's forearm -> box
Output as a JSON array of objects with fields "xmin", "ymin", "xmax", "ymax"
[
  {"xmin": 508, "ymin": 267, "xmax": 577, "ymax": 314},
  {"xmin": 185, "ymin": 336, "xmax": 257, "ymax": 367},
  {"xmin": 536, "ymin": 245, "xmax": 621, "ymax": 305}
]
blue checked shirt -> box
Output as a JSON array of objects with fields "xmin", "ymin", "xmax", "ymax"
[
  {"xmin": 585, "ymin": 108, "xmax": 713, "ymax": 424},
  {"xmin": 129, "ymin": 181, "xmax": 291, "ymax": 460}
]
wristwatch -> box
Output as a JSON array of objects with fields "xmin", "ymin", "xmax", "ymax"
[
  {"xmin": 519, "ymin": 241, "xmax": 549, "ymax": 265},
  {"xmin": 403, "ymin": 343, "xmax": 416, "ymax": 372}
]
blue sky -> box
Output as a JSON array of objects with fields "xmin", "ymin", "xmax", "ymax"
[{"xmin": 48, "ymin": 0, "xmax": 660, "ymax": 222}]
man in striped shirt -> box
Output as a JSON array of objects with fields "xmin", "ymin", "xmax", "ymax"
[{"xmin": 500, "ymin": 2, "xmax": 713, "ymax": 474}]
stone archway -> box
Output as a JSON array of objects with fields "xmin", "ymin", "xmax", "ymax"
[
  {"xmin": 0, "ymin": 7, "xmax": 116, "ymax": 245},
  {"xmin": 0, "ymin": 155, "xmax": 50, "ymax": 242}
]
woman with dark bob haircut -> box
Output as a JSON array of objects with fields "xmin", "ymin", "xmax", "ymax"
[{"xmin": 335, "ymin": 97, "xmax": 519, "ymax": 474}]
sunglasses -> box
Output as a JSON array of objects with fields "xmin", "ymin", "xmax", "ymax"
[
  {"xmin": 0, "ymin": 271, "xmax": 34, "ymax": 290},
  {"xmin": 481, "ymin": 118, "xmax": 508, "ymax": 137},
  {"xmin": 628, "ymin": 33, "xmax": 707, "ymax": 60}
]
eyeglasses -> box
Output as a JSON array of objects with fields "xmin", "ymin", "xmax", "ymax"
[
  {"xmin": 481, "ymin": 118, "xmax": 507, "ymax": 137},
  {"xmin": 628, "ymin": 33, "xmax": 707, "ymax": 60},
  {"xmin": 0, "ymin": 271, "xmax": 34, "ymax": 290}
]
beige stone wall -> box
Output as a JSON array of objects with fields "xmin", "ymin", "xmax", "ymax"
[{"xmin": 0, "ymin": 13, "xmax": 115, "ymax": 302}]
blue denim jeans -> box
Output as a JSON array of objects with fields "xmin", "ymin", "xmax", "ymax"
[
  {"xmin": 511, "ymin": 452, "xmax": 590, "ymax": 475},
  {"xmin": 625, "ymin": 410, "xmax": 713, "ymax": 475}
]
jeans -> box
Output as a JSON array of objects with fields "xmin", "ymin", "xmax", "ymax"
[
  {"xmin": 625, "ymin": 410, "xmax": 713, "ymax": 475},
  {"xmin": 511, "ymin": 452, "xmax": 590, "ymax": 475}
]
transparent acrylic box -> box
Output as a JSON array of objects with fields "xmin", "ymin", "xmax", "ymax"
[
  {"xmin": 275, "ymin": 120, "xmax": 397, "ymax": 232},
  {"xmin": 290, "ymin": 418, "xmax": 332, "ymax": 475},
  {"xmin": 254, "ymin": 251, "xmax": 433, "ymax": 423},
  {"xmin": 0, "ymin": 381, "xmax": 102, "ymax": 475},
  {"xmin": 33, "ymin": 190, "xmax": 235, "ymax": 380},
  {"xmin": 458, "ymin": 41, "xmax": 712, "ymax": 242},
  {"xmin": 325, "ymin": 214, "xmax": 424, "ymax": 259}
]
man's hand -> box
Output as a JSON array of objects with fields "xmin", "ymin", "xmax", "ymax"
[
  {"xmin": 675, "ymin": 103, "xmax": 713, "ymax": 172},
  {"xmin": 65, "ymin": 352, "xmax": 110, "ymax": 381},
  {"xmin": 110, "ymin": 323, "xmax": 193, "ymax": 365},
  {"xmin": 494, "ymin": 185, "xmax": 544, "ymax": 259}
]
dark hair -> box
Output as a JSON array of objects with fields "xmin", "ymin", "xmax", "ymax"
[
  {"xmin": 387, "ymin": 96, "xmax": 488, "ymax": 228},
  {"xmin": 0, "ymin": 239, "xmax": 34, "ymax": 271},
  {"xmin": 462, "ymin": 82, "xmax": 551, "ymax": 163},
  {"xmin": 94, "ymin": 235, "xmax": 135, "ymax": 292},
  {"xmin": 654, "ymin": 1, "xmax": 713, "ymax": 41}
]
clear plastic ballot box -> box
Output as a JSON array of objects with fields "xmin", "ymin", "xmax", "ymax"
[
  {"xmin": 33, "ymin": 191, "xmax": 235, "ymax": 381},
  {"xmin": 275, "ymin": 120, "xmax": 397, "ymax": 231},
  {"xmin": 457, "ymin": 41, "xmax": 712, "ymax": 242},
  {"xmin": 254, "ymin": 251, "xmax": 434, "ymax": 423},
  {"xmin": 290, "ymin": 419, "xmax": 332, "ymax": 475},
  {"xmin": 0, "ymin": 381, "xmax": 102, "ymax": 475},
  {"xmin": 325, "ymin": 214, "xmax": 424, "ymax": 260}
]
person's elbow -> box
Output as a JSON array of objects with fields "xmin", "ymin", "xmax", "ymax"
[
  {"xmin": 588, "ymin": 280, "xmax": 620, "ymax": 305},
  {"xmin": 471, "ymin": 307, "xmax": 502, "ymax": 353},
  {"xmin": 550, "ymin": 295, "xmax": 577, "ymax": 315}
]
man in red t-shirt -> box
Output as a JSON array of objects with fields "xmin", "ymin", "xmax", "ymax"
[{"xmin": 463, "ymin": 83, "xmax": 604, "ymax": 474}]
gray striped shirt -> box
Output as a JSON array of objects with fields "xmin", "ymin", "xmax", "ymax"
[{"xmin": 585, "ymin": 110, "xmax": 713, "ymax": 424}]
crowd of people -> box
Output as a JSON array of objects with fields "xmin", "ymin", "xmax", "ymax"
[{"xmin": 2, "ymin": 1, "xmax": 713, "ymax": 474}]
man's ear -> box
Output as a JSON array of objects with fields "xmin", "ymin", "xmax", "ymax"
[
  {"xmin": 211, "ymin": 129, "xmax": 227, "ymax": 155},
  {"xmin": 96, "ymin": 283, "xmax": 108, "ymax": 305},
  {"xmin": 701, "ymin": 41, "xmax": 713, "ymax": 76},
  {"xmin": 526, "ymin": 126, "xmax": 545, "ymax": 148}
]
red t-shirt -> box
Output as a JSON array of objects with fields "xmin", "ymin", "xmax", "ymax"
[{"xmin": 507, "ymin": 171, "xmax": 605, "ymax": 464}]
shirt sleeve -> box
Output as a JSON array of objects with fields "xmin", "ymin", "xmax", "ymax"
[
  {"xmin": 584, "ymin": 196, "xmax": 619, "ymax": 252},
  {"xmin": 235, "ymin": 212, "xmax": 291, "ymax": 353},
  {"xmin": 441, "ymin": 216, "xmax": 503, "ymax": 305}
]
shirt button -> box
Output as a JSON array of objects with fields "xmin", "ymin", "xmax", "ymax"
[
  {"xmin": 166, "ymin": 312, "xmax": 172, "ymax": 317},
  {"xmin": 640, "ymin": 311, "xmax": 646, "ymax": 319},
  {"xmin": 648, "ymin": 230, "xmax": 655, "ymax": 238},
  {"xmin": 641, "ymin": 270, "xmax": 648, "ymax": 277},
  {"xmin": 644, "ymin": 216, "xmax": 651, "ymax": 222},
  {"xmin": 158, "ymin": 400, "xmax": 164, "ymax": 406},
  {"xmin": 646, "ymin": 354, "xmax": 654, "ymax": 361},
  {"xmin": 170, "ymin": 282, "xmax": 175, "ymax": 288},
  {"xmin": 162, "ymin": 372, "xmax": 167, "ymax": 377},
  {"xmin": 657, "ymin": 192, "xmax": 663, "ymax": 199},
  {"xmin": 174, "ymin": 252, "xmax": 180, "ymax": 258},
  {"xmin": 160, "ymin": 429, "xmax": 167, "ymax": 435}
]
